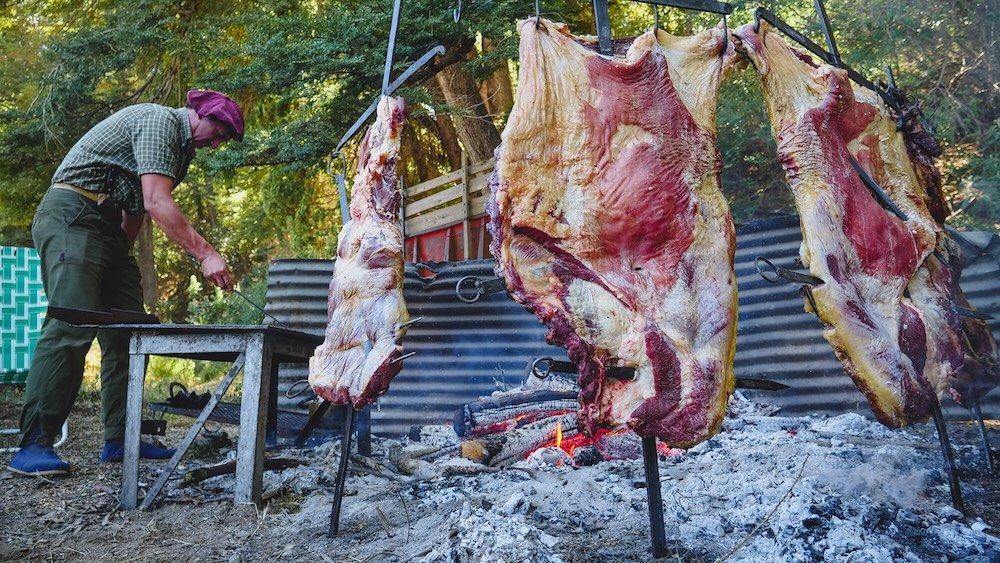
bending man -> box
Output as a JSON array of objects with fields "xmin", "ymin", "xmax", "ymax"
[{"xmin": 7, "ymin": 90, "xmax": 245, "ymax": 475}]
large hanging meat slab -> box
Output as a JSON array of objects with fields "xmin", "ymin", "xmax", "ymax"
[
  {"xmin": 310, "ymin": 96, "xmax": 410, "ymax": 408},
  {"xmin": 488, "ymin": 18, "xmax": 738, "ymax": 447},
  {"xmin": 731, "ymin": 22, "xmax": 997, "ymax": 426}
]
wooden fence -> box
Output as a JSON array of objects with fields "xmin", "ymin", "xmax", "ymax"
[{"xmin": 402, "ymin": 153, "xmax": 496, "ymax": 259}]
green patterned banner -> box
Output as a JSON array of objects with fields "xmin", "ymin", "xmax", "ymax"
[{"xmin": 1, "ymin": 246, "xmax": 47, "ymax": 385}]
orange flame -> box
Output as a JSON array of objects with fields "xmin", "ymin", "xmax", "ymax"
[{"xmin": 554, "ymin": 421, "xmax": 563, "ymax": 449}]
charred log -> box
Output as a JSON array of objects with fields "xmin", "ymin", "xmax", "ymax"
[
  {"xmin": 454, "ymin": 389, "xmax": 579, "ymax": 438},
  {"xmin": 461, "ymin": 413, "xmax": 577, "ymax": 467}
]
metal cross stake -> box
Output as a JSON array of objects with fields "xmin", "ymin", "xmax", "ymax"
[
  {"xmin": 580, "ymin": 3, "xmax": 735, "ymax": 555},
  {"xmin": 755, "ymin": 1, "xmax": 979, "ymax": 513},
  {"xmin": 327, "ymin": 0, "xmax": 445, "ymax": 225}
]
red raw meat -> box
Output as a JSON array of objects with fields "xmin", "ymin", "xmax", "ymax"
[
  {"xmin": 488, "ymin": 18, "xmax": 738, "ymax": 447},
  {"xmin": 734, "ymin": 22, "xmax": 997, "ymax": 425},
  {"xmin": 309, "ymin": 96, "xmax": 410, "ymax": 408}
]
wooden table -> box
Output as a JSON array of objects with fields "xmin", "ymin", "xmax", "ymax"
[{"xmin": 110, "ymin": 324, "xmax": 322, "ymax": 509}]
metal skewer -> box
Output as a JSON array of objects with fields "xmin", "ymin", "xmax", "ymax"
[
  {"xmin": 186, "ymin": 255, "xmax": 289, "ymax": 328},
  {"xmin": 391, "ymin": 351, "xmax": 417, "ymax": 364},
  {"xmin": 231, "ymin": 287, "xmax": 289, "ymax": 329}
]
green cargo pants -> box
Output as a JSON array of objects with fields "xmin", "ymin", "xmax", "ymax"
[{"xmin": 19, "ymin": 188, "xmax": 144, "ymax": 447}]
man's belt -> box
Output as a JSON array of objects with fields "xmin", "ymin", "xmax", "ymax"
[{"xmin": 52, "ymin": 183, "xmax": 109, "ymax": 205}]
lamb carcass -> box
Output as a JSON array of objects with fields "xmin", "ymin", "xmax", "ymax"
[
  {"xmin": 488, "ymin": 18, "xmax": 738, "ymax": 447},
  {"xmin": 309, "ymin": 96, "xmax": 410, "ymax": 408}
]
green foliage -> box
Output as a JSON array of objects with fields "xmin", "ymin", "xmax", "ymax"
[
  {"xmin": 0, "ymin": 0, "xmax": 997, "ymax": 332},
  {"xmin": 945, "ymin": 120, "xmax": 1000, "ymax": 232}
]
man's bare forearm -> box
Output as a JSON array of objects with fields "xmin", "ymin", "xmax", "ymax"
[{"xmin": 140, "ymin": 174, "xmax": 215, "ymax": 259}]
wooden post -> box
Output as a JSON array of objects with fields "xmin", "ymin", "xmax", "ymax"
[
  {"xmin": 235, "ymin": 332, "xmax": 271, "ymax": 506},
  {"xmin": 121, "ymin": 340, "xmax": 148, "ymax": 510},
  {"xmin": 461, "ymin": 150, "xmax": 472, "ymax": 260}
]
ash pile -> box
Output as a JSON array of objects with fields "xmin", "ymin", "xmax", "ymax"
[{"xmin": 146, "ymin": 391, "xmax": 1000, "ymax": 563}]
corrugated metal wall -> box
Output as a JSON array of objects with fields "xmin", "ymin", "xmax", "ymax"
[
  {"xmin": 266, "ymin": 216, "xmax": 1000, "ymax": 437},
  {"xmin": 265, "ymin": 259, "xmax": 566, "ymax": 437},
  {"xmin": 733, "ymin": 215, "xmax": 1000, "ymax": 420}
]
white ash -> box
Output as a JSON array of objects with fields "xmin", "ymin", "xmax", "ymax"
[
  {"xmin": 155, "ymin": 397, "xmax": 999, "ymax": 562},
  {"xmin": 418, "ymin": 498, "xmax": 564, "ymax": 563}
]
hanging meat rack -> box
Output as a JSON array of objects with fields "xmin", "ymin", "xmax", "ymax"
[
  {"xmin": 320, "ymin": 0, "xmax": 441, "ymax": 538},
  {"xmin": 748, "ymin": 0, "xmax": 998, "ymax": 517},
  {"xmin": 317, "ymin": 0, "xmax": 996, "ymax": 556}
]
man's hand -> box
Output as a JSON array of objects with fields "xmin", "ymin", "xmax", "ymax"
[
  {"xmin": 199, "ymin": 251, "xmax": 234, "ymax": 292},
  {"xmin": 141, "ymin": 172, "xmax": 235, "ymax": 292}
]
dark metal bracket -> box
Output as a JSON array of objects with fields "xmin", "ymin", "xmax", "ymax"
[
  {"xmin": 455, "ymin": 275, "xmax": 508, "ymax": 303},
  {"xmin": 590, "ymin": 0, "xmax": 732, "ymax": 56},
  {"xmin": 531, "ymin": 357, "xmax": 638, "ymax": 381},
  {"xmin": 530, "ymin": 356, "xmax": 788, "ymax": 390}
]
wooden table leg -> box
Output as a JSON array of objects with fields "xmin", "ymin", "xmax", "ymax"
[
  {"xmin": 121, "ymin": 341, "xmax": 148, "ymax": 510},
  {"xmin": 235, "ymin": 333, "xmax": 272, "ymax": 506},
  {"xmin": 266, "ymin": 355, "xmax": 279, "ymax": 446},
  {"xmin": 140, "ymin": 354, "xmax": 246, "ymax": 510}
]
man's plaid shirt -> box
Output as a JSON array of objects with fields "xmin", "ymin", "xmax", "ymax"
[{"xmin": 52, "ymin": 104, "xmax": 195, "ymax": 215}]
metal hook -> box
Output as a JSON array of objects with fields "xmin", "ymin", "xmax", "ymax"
[
  {"xmin": 531, "ymin": 357, "xmax": 553, "ymax": 379},
  {"xmin": 652, "ymin": 5, "xmax": 659, "ymax": 31},
  {"xmin": 755, "ymin": 256, "xmax": 824, "ymax": 286},
  {"xmin": 328, "ymin": 150, "xmax": 350, "ymax": 224},
  {"xmin": 456, "ymin": 275, "xmax": 484, "ymax": 303},
  {"xmin": 753, "ymin": 7, "xmax": 762, "ymax": 33},
  {"xmin": 755, "ymin": 256, "xmax": 783, "ymax": 283},
  {"xmin": 535, "ymin": 0, "xmax": 541, "ymax": 28},
  {"xmin": 884, "ymin": 64, "xmax": 897, "ymax": 90},
  {"xmin": 286, "ymin": 379, "xmax": 312, "ymax": 399},
  {"xmin": 801, "ymin": 285, "xmax": 820, "ymax": 317},
  {"xmin": 453, "ymin": 0, "xmax": 462, "ymax": 23},
  {"xmin": 327, "ymin": 150, "xmax": 347, "ymax": 179},
  {"xmin": 721, "ymin": 13, "xmax": 729, "ymax": 52}
]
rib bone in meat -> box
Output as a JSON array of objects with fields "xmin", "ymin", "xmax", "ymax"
[
  {"xmin": 309, "ymin": 96, "xmax": 410, "ymax": 408},
  {"xmin": 488, "ymin": 18, "xmax": 738, "ymax": 447}
]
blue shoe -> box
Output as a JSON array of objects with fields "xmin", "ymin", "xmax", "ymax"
[
  {"xmin": 7, "ymin": 444, "xmax": 72, "ymax": 476},
  {"xmin": 101, "ymin": 440, "xmax": 177, "ymax": 463}
]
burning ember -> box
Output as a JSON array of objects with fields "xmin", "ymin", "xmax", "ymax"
[{"xmin": 528, "ymin": 422, "xmax": 681, "ymax": 467}]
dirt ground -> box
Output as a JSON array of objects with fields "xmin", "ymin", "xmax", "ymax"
[{"xmin": 2, "ymin": 389, "xmax": 999, "ymax": 562}]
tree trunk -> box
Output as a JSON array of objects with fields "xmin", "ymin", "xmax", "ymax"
[
  {"xmin": 136, "ymin": 218, "xmax": 157, "ymax": 311},
  {"xmin": 424, "ymin": 81, "xmax": 464, "ymax": 171},
  {"xmin": 399, "ymin": 122, "xmax": 436, "ymax": 186},
  {"xmin": 479, "ymin": 38, "xmax": 514, "ymax": 119},
  {"xmin": 434, "ymin": 62, "xmax": 501, "ymax": 163},
  {"xmin": 435, "ymin": 115, "xmax": 464, "ymax": 171}
]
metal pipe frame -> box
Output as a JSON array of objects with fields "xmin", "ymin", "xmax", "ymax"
[
  {"xmin": 635, "ymin": 0, "xmax": 732, "ymax": 14},
  {"xmin": 333, "ymin": 44, "xmax": 446, "ymax": 154},
  {"xmin": 642, "ymin": 436, "xmax": 669, "ymax": 558},
  {"xmin": 329, "ymin": 404, "xmax": 357, "ymax": 537}
]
